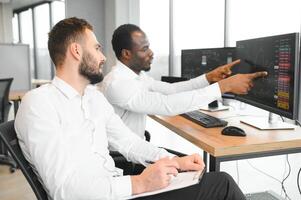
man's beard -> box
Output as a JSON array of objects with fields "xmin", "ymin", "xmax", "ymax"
[
  {"xmin": 143, "ymin": 65, "xmax": 151, "ymax": 72},
  {"xmin": 79, "ymin": 52, "xmax": 104, "ymax": 84},
  {"xmin": 129, "ymin": 59, "xmax": 151, "ymax": 73}
]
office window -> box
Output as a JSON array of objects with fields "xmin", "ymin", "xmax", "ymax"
[
  {"xmin": 139, "ymin": 0, "xmax": 169, "ymax": 80},
  {"xmin": 227, "ymin": 0, "xmax": 301, "ymax": 46},
  {"xmin": 34, "ymin": 4, "xmax": 52, "ymax": 80},
  {"xmin": 12, "ymin": 14, "xmax": 19, "ymax": 43},
  {"xmin": 13, "ymin": 1, "xmax": 65, "ymax": 80},
  {"xmin": 173, "ymin": 0, "xmax": 225, "ymax": 76},
  {"xmin": 139, "ymin": 0, "xmax": 225, "ymax": 78},
  {"xmin": 19, "ymin": 9, "xmax": 35, "ymax": 77},
  {"xmin": 51, "ymin": 1, "xmax": 65, "ymax": 26}
]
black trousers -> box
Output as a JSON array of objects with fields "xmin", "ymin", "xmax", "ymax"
[{"xmin": 134, "ymin": 172, "xmax": 246, "ymax": 200}]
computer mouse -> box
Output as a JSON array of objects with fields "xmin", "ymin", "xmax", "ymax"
[{"xmin": 221, "ymin": 126, "xmax": 246, "ymax": 137}]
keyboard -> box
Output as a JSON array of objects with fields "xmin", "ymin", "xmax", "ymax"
[
  {"xmin": 245, "ymin": 191, "xmax": 284, "ymax": 200},
  {"xmin": 181, "ymin": 110, "xmax": 228, "ymax": 128}
]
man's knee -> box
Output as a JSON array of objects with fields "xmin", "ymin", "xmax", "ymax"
[{"xmin": 215, "ymin": 171, "xmax": 236, "ymax": 185}]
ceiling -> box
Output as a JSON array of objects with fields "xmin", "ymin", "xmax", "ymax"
[{"xmin": 10, "ymin": 0, "xmax": 49, "ymax": 10}]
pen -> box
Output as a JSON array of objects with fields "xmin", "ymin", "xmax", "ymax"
[
  {"xmin": 145, "ymin": 160, "xmax": 154, "ymax": 164},
  {"xmin": 145, "ymin": 160, "xmax": 187, "ymax": 173}
]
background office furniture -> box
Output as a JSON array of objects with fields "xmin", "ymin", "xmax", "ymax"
[
  {"xmin": 0, "ymin": 44, "xmax": 31, "ymax": 91},
  {"xmin": 110, "ymin": 130, "xmax": 152, "ymax": 175},
  {"xmin": 150, "ymin": 110, "xmax": 301, "ymax": 172},
  {"xmin": 32, "ymin": 79, "xmax": 51, "ymax": 88},
  {"xmin": 112, "ymin": 130, "xmax": 186, "ymax": 175},
  {"xmin": 0, "ymin": 120, "xmax": 50, "ymax": 200},
  {"xmin": 161, "ymin": 76, "xmax": 188, "ymax": 83},
  {"xmin": 0, "ymin": 78, "xmax": 13, "ymax": 123},
  {"xmin": 9, "ymin": 90, "xmax": 27, "ymax": 117},
  {"xmin": 0, "ymin": 78, "xmax": 17, "ymax": 171}
]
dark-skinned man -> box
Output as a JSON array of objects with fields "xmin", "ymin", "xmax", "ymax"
[{"xmin": 99, "ymin": 24, "xmax": 267, "ymax": 139}]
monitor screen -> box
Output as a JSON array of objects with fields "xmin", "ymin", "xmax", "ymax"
[
  {"xmin": 235, "ymin": 33, "xmax": 299, "ymax": 119},
  {"xmin": 181, "ymin": 47, "xmax": 236, "ymax": 79}
]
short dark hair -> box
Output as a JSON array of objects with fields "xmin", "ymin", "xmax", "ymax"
[
  {"xmin": 111, "ymin": 24, "xmax": 143, "ymax": 60},
  {"xmin": 48, "ymin": 17, "xmax": 93, "ymax": 66}
]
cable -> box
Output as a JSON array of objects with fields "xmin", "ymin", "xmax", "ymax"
[
  {"xmin": 247, "ymin": 160, "xmax": 282, "ymax": 183},
  {"xmin": 295, "ymin": 119, "xmax": 301, "ymax": 127},
  {"xmin": 297, "ymin": 167, "xmax": 301, "ymax": 195},
  {"xmin": 236, "ymin": 161, "xmax": 240, "ymax": 186},
  {"xmin": 246, "ymin": 159, "xmax": 291, "ymax": 199},
  {"xmin": 281, "ymin": 155, "xmax": 291, "ymax": 200},
  {"xmin": 281, "ymin": 156, "xmax": 287, "ymax": 196},
  {"xmin": 280, "ymin": 116, "xmax": 285, "ymax": 122}
]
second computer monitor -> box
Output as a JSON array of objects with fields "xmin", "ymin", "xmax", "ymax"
[
  {"xmin": 181, "ymin": 47, "xmax": 236, "ymax": 80},
  {"xmin": 235, "ymin": 33, "xmax": 300, "ymax": 120},
  {"xmin": 181, "ymin": 47, "xmax": 236, "ymax": 102}
]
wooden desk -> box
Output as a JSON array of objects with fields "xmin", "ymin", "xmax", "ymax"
[
  {"xmin": 31, "ymin": 79, "xmax": 51, "ymax": 88},
  {"xmin": 150, "ymin": 112, "xmax": 301, "ymax": 172},
  {"xmin": 9, "ymin": 90, "xmax": 27, "ymax": 117}
]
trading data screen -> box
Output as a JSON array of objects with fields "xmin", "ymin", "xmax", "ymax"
[
  {"xmin": 181, "ymin": 47, "xmax": 236, "ymax": 79},
  {"xmin": 235, "ymin": 33, "xmax": 299, "ymax": 119}
]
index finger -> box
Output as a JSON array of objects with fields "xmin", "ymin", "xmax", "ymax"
[
  {"xmin": 249, "ymin": 71, "xmax": 268, "ymax": 79},
  {"xmin": 224, "ymin": 59, "xmax": 241, "ymax": 69}
]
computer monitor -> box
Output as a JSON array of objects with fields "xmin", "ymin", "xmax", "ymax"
[
  {"xmin": 235, "ymin": 33, "xmax": 299, "ymax": 129},
  {"xmin": 181, "ymin": 47, "xmax": 236, "ymax": 79},
  {"xmin": 181, "ymin": 47, "xmax": 236, "ymax": 111}
]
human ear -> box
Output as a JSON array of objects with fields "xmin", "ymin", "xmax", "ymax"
[
  {"xmin": 70, "ymin": 43, "xmax": 82, "ymax": 61},
  {"xmin": 121, "ymin": 49, "xmax": 132, "ymax": 60}
]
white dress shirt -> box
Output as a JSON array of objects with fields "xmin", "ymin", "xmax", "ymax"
[
  {"xmin": 99, "ymin": 61, "xmax": 222, "ymax": 138},
  {"xmin": 15, "ymin": 77, "xmax": 173, "ymax": 200}
]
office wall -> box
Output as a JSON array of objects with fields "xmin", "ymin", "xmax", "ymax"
[
  {"xmin": 65, "ymin": 0, "xmax": 105, "ymax": 47},
  {"xmin": 0, "ymin": 3, "xmax": 13, "ymax": 43},
  {"xmin": 65, "ymin": 0, "xmax": 140, "ymax": 75},
  {"xmin": 104, "ymin": 0, "xmax": 140, "ymax": 74}
]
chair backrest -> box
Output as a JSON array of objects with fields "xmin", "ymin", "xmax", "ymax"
[
  {"xmin": 161, "ymin": 76, "xmax": 188, "ymax": 83},
  {"xmin": 0, "ymin": 78, "xmax": 13, "ymax": 123},
  {"xmin": 0, "ymin": 120, "xmax": 49, "ymax": 200}
]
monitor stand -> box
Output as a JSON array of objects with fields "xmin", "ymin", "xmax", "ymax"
[
  {"xmin": 199, "ymin": 100, "xmax": 229, "ymax": 112},
  {"xmin": 240, "ymin": 112, "xmax": 296, "ymax": 130}
]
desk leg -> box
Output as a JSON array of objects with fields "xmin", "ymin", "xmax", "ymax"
[
  {"xmin": 209, "ymin": 155, "xmax": 220, "ymax": 172},
  {"xmin": 203, "ymin": 151, "xmax": 207, "ymax": 172}
]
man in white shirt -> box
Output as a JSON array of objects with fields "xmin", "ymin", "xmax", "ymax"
[
  {"xmin": 15, "ymin": 17, "xmax": 245, "ymax": 200},
  {"xmin": 99, "ymin": 24, "xmax": 267, "ymax": 139}
]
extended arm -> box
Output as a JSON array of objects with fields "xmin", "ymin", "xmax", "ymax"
[{"xmin": 105, "ymin": 79, "xmax": 221, "ymax": 116}]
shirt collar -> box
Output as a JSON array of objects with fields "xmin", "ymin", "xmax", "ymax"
[
  {"xmin": 114, "ymin": 61, "xmax": 140, "ymax": 79},
  {"xmin": 52, "ymin": 76, "xmax": 81, "ymax": 100}
]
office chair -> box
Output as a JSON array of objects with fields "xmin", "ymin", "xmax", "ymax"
[
  {"xmin": 110, "ymin": 130, "xmax": 152, "ymax": 175},
  {"xmin": 0, "ymin": 120, "xmax": 51, "ymax": 200},
  {"xmin": 161, "ymin": 76, "xmax": 188, "ymax": 83},
  {"xmin": 0, "ymin": 78, "xmax": 13, "ymax": 123},
  {"xmin": 0, "ymin": 78, "xmax": 17, "ymax": 171},
  {"xmin": 111, "ymin": 130, "xmax": 186, "ymax": 175}
]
